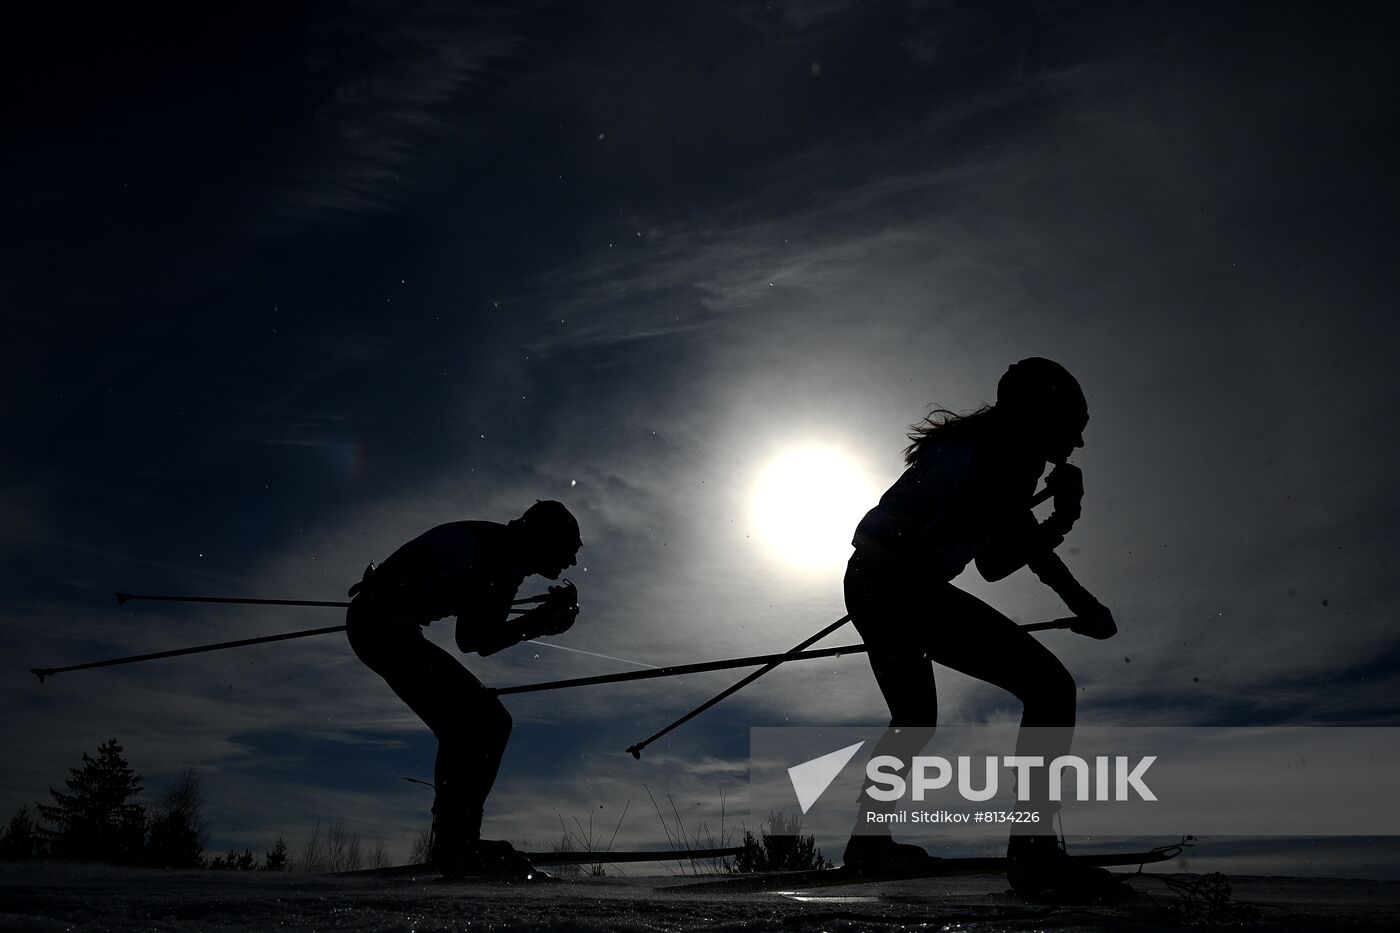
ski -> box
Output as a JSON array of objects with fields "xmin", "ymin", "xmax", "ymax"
[
  {"xmin": 336, "ymin": 863, "xmax": 555, "ymax": 882},
  {"xmin": 338, "ymin": 846, "xmax": 744, "ymax": 878},
  {"xmin": 665, "ymin": 845, "xmax": 1184, "ymax": 893},
  {"xmin": 529, "ymin": 845, "xmax": 742, "ymax": 865}
]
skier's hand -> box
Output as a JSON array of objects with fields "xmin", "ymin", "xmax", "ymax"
[
  {"xmin": 1070, "ymin": 602, "xmax": 1117, "ymax": 640},
  {"xmin": 523, "ymin": 581, "xmax": 578, "ymax": 638},
  {"xmin": 1042, "ymin": 463, "xmax": 1083, "ymax": 538},
  {"xmin": 546, "ymin": 580, "xmax": 578, "ymax": 611},
  {"xmin": 1046, "ymin": 463, "xmax": 1083, "ymax": 519},
  {"xmin": 542, "ymin": 583, "xmax": 579, "ymax": 636}
]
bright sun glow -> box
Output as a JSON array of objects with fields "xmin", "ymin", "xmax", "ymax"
[{"xmin": 749, "ymin": 444, "xmax": 878, "ymax": 572}]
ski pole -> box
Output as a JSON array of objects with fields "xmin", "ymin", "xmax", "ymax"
[
  {"xmin": 493, "ymin": 642, "xmax": 870, "ymax": 696},
  {"xmin": 625, "ymin": 613, "xmax": 853, "ymax": 759},
  {"xmin": 114, "ymin": 591, "xmax": 550, "ymax": 609},
  {"xmin": 495, "ymin": 617, "xmax": 1079, "ymax": 702},
  {"xmin": 624, "ymin": 612, "xmax": 1077, "ymax": 758},
  {"xmin": 30, "ymin": 591, "xmax": 556, "ymax": 682},
  {"xmin": 32, "ymin": 617, "xmax": 1075, "ymax": 686},
  {"xmin": 30, "ymin": 623, "xmax": 585, "ymax": 683},
  {"xmin": 31, "ymin": 624, "xmax": 349, "ymax": 683}
]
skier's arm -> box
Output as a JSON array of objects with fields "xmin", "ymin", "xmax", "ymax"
[
  {"xmin": 458, "ymin": 582, "xmax": 578, "ymax": 657},
  {"xmin": 463, "ymin": 617, "xmax": 527, "ymax": 657},
  {"xmin": 1028, "ymin": 550, "xmax": 1116, "ymax": 639},
  {"xmin": 975, "ymin": 463, "xmax": 1083, "ymax": 582},
  {"xmin": 453, "ymin": 577, "xmax": 518, "ymax": 655}
]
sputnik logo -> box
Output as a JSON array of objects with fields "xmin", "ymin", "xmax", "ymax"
[{"xmin": 787, "ymin": 741, "xmax": 865, "ymax": 814}]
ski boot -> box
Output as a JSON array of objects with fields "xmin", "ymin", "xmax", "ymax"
[
  {"xmin": 461, "ymin": 839, "xmax": 542, "ymax": 881},
  {"xmin": 842, "ymin": 834, "xmax": 936, "ymax": 872},
  {"xmin": 431, "ymin": 827, "xmax": 539, "ymax": 881},
  {"xmin": 1006, "ymin": 835, "xmax": 1130, "ymax": 902}
]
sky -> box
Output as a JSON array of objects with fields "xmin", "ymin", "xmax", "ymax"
[{"xmin": 3, "ymin": 1, "xmax": 1399, "ymax": 875}]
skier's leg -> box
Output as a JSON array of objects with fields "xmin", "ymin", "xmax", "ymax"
[
  {"xmin": 843, "ymin": 554, "xmax": 937, "ymax": 867},
  {"xmin": 920, "ymin": 583, "xmax": 1076, "ymax": 815},
  {"xmin": 345, "ymin": 609, "xmax": 512, "ymax": 859},
  {"xmin": 434, "ymin": 684, "xmax": 513, "ymax": 841},
  {"xmin": 917, "ymin": 586, "xmax": 1119, "ymax": 896}
]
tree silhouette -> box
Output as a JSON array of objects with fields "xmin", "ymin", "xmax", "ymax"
[
  {"xmin": 145, "ymin": 769, "xmax": 208, "ymax": 868},
  {"xmin": 733, "ymin": 811, "xmax": 831, "ymax": 873},
  {"xmin": 208, "ymin": 848, "xmax": 258, "ymax": 870},
  {"xmin": 37, "ymin": 739, "xmax": 146, "ymax": 863},
  {"xmin": 0, "ymin": 807, "xmax": 40, "ymax": 861},
  {"xmin": 262, "ymin": 833, "xmax": 289, "ymax": 871}
]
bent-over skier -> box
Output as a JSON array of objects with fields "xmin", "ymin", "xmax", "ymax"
[
  {"xmin": 843, "ymin": 358, "xmax": 1119, "ymax": 897},
  {"xmin": 345, "ymin": 499, "xmax": 582, "ymax": 876}
]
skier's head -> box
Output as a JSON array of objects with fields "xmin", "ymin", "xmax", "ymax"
[
  {"xmin": 513, "ymin": 499, "xmax": 582, "ymax": 579},
  {"xmin": 996, "ymin": 357, "xmax": 1088, "ymax": 464}
]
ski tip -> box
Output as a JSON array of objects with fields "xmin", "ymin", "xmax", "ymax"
[
  {"xmin": 115, "ymin": 592, "xmax": 130, "ymax": 604},
  {"xmin": 626, "ymin": 745, "xmax": 642, "ymax": 760},
  {"xmin": 31, "ymin": 668, "xmax": 49, "ymax": 684}
]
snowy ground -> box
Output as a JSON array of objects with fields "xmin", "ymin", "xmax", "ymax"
[{"xmin": 2, "ymin": 863, "xmax": 1397, "ymax": 931}]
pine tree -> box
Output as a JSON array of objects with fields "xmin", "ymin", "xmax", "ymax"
[
  {"xmin": 262, "ymin": 834, "xmax": 289, "ymax": 871},
  {"xmin": 0, "ymin": 807, "xmax": 39, "ymax": 860},
  {"xmin": 37, "ymin": 739, "xmax": 146, "ymax": 863}
]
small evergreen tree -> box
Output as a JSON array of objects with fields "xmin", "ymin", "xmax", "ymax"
[
  {"xmin": 733, "ymin": 811, "xmax": 831, "ymax": 873},
  {"xmin": 37, "ymin": 739, "xmax": 146, "ymax": 863},
  {"xmin": 262, "ymin": 833, "xmax": 289, "ymax": 871},
  {"xmin": 145, "ymin": 770, "xmax": 208, "ymax": 868},
  {"xmin": 0, "ymin": 807, "xmax": 40, "ymax": 861},
  {"xmin": 209, "ymin": 848, "xmax": 258, "ymax": 870}
]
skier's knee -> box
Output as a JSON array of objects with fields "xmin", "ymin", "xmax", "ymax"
[
  {"xmin": 1042, "ymin": 662, "xmax": 1076, "ymax": 717},
  {"xmin": 485, "ymin": 698, "xmax": 513, "ymax": 745}
]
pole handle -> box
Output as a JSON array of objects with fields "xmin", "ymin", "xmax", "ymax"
[{"xmin": 1020, "ymin": 616, "xmax": 1077, "ymax": 632}]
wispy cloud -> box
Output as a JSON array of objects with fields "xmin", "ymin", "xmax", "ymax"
[{"xmin": 255, "ymin": 1, "xmax": 543, "ymax": 235}]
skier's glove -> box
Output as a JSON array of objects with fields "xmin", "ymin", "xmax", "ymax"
[
  {"xmin": 1069, "ymin": 600, "xmax": 1117, "ymax": 640},
  {"xmin": 1043, "ymin": 463, "xmax": 1083, "ymax": 537},
  {"xmin": 521, "ymin": 581, "xmax": 578, "ymax": 638},
  {"xmin": 540, "ymin": 581, "xmax": 579, "ymax": 635}
]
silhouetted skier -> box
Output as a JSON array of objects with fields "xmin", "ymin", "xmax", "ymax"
[
  {"xmin": 843, "ymin": 359, "xmax": 1118, "ymax": 897},
  {"xmin": 345, "ymin": 500, "xmax": 582, "ymax": 877}
]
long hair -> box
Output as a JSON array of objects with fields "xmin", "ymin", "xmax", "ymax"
[{"xmin": 902, "ymin": 404, "xmax": 997, "ymax": 466}]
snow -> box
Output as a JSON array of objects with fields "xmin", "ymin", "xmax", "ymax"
[{"xmin": 2, "ymin": 863, "xmax": 1399, "ymax": 932}]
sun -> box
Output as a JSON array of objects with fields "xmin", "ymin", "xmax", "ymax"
[{"xmin": 749, "ymin": 444, "xmax": 878, "ymax": 572}]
